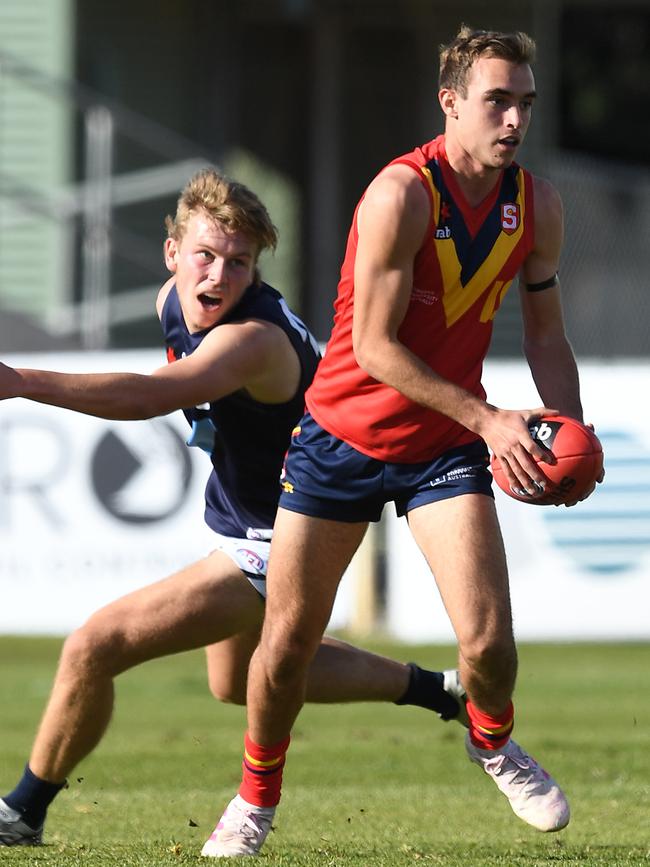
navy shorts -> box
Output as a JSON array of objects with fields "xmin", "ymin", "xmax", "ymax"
[{"xmin": 278, "ymin": 412, "xmax": 494, "ymax": 523}]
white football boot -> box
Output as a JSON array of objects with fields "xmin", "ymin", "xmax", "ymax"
[
  {"xmin": 466, "ymin": 734, "xmax": 570, "ymax": 832},
  {"xmin": 201, "ymin": 795, "xmax": 275, "ymax": 857}
]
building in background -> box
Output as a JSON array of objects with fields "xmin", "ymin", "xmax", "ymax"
[
  {"xmin": 0, "ymin": 0, "xmax": 648, "ymax": 355},
  {"xmin": 0, "ymin": 0, "xmax": 75, "ymax": 346}
]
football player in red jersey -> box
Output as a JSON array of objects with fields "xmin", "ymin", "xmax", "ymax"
[{"xmin": 211, "ymin": 26, "xmax": 603, "ymax": 857}]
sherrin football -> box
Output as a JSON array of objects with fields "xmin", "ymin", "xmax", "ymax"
[{"xmin": 490, "ymin": 415, "xmax": 603, "ymax": 506}]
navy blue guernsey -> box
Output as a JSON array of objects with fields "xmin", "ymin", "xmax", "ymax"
[{"xmin": 160, "ymin": 281, "xmax": 320, "ymax": 538}]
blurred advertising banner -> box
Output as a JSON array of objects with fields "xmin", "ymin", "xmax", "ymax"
[
  {"xmin": 2, "ymin": 353, "xmax": 648, "ymax": 641},
  {"xmin": 386, "ymin": 361, "xmax": 650, "ymax": 642},
  {"xmin": 0, "ymin": 350, "xmax": 353, "ymax": 635},
  {"xmin": 0, "ymin": 351, "xmax": 213, "ymax": 634}
]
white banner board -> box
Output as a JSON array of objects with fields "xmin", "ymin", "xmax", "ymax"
[
  {"xmin": 1, "ymin": 353, "xmax": 648, "ymax": 641},
  {"xmin": 0, "ymin": 351, "xmax": 212, "ymax": 633},
  {"xmin": 386, "ymin": 360, "xmax": 650, "ymax": 642},
  {"xmin": 0, "ymin": 350, "xmax": 351, "ymax": 634}
]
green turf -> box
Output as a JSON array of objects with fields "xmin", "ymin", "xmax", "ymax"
[{"xmin": 0, "ymin": 637, "xmax": 648, "ymax": 865}]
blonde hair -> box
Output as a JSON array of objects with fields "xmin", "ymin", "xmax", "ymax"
[
  {"xmin": 439, "ymin": 25, "xmax": 536, "ymax": 96},
  {"xmin": 165, "ymin": 169, "xmax": 278, "ymax": 256}
]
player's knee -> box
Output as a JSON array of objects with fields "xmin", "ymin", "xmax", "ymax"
[
  {"xmin": 208, "ymin": 672, "xmax": 247, "ymax": 705},
  {"xmin": 60, "ymin": 617, "xmax": 123, "ymax": 678},
  {"xmin": 261, "ymin": 626, "xmax": 316, "ymax": 688},
  {"xmin": 461, "ymin": 630, "xmax": 517, "ymax": 679}
]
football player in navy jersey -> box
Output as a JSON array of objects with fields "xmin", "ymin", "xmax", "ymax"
[{"xmin": 0, "ymin": 170, "xmax": 465, "ymax": 847}]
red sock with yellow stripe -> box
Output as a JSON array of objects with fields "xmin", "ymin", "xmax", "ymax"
[
  {"xmin": 238, "ymin": 733, "xmax": 290, "ymax": 808},
  {"xmin": 467, "ymin": 700, "xmax": 514, "ymax": 750}
]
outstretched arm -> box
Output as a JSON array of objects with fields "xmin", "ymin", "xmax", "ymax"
[{"xmin": 0, "ymin": 319, "xmax": 299, "ymax": 420}]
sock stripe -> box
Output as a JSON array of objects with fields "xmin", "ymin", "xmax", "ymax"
[
  {"xmin": 475, "ymin": 724, "xmax": 514, "ymax": 743},
  {"xmin": 243, "ymin": 750, "xmax": 285, "ymax": 769},
  {"xmin": 239, "ymin": 733, "xmax": 290, "ymax": 808},
  {"xmin": 467, "ymin": 700, "xmax": 515, "ymax": 750},
  {"xmin": 243, "ymin": 760, "xmax": 286, "ymax": 777},
  {"xmin": 475, "ymin": 720, "xmax": 514, "ymax": 736}
]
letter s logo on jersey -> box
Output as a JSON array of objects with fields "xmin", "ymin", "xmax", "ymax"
[{"xmin": 501, "ymin": 203, "xmax": 520, "ymax": 235}]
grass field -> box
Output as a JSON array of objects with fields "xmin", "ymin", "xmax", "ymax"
[{"xmin": 0, "ymin": 637, "xmax": 648, "ymax": 865}]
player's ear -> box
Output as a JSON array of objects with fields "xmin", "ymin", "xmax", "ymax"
[
  {"xmin": 439, "ymin": 88, "xmax": 458, "ymax": 119},
  {"xmin": 163, "ymin": 237, "xmax": 179, "ymax": 272}
]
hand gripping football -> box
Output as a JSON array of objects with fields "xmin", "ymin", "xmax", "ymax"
[{"xmin": 490, "ymin": 416, "xmax": 603, "ymax": 505}]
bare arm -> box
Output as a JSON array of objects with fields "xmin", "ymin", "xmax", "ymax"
[
  {"xmin": 351, "ymin": 165, "xmax": 556, "ymax": 493},
  {"xmin": 519, "ymin": 176, "xmax": 583, "ymax": 420},
  {"xmin": 515, "ymin": 176, "xmax": 602, "ymax": 502},
  {"xmin": 0, "ymin": 305, "xmax": 299, "ymax": 420}
]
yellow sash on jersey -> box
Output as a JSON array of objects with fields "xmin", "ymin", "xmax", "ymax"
[{"xmin": 420, "ymin": 165, "xmax": 527, "ymax": 326}]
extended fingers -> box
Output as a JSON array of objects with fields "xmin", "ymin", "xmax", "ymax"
[{"xmin": 498, "ymin": 444, "xmax": 549, "ymax": 499}]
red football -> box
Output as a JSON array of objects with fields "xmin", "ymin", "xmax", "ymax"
[{"xmin": 490, "ymin": 416, "xmax": 603, "ymax": 506}]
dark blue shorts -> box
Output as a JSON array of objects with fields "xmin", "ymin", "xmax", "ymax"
[{"xmin": 278, "ymin": 412, "xmax": 494, "ymax": 523}]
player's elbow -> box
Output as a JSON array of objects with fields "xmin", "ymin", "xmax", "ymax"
[
  {"xmin": 107, "ymin": 401, "xmax": 163, "ymax": 421},
  {"xmin": 120, "ymin": 385, "xmax": 178, "ymax": 420},
  {"xmin": 353, "ymin": 333, "xmax": 386, "ymax": 379},
  {"xmin": 129, "ymin": 397, "xmax": 173, "ymax": 420},
  {"xmin": 523, "ymin": 330, "xmax": 571, "ymax": 360},
  {"xmin": 100, "ymin": 377, "xmax": 175, "ymax": 421},
  {"xmin": 522, "ymin": 314, "xmax": 571, "ymax": 349}
]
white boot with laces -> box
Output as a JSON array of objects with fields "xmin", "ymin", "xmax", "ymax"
[
  {"xmin": 201, "ymin": 795, "xmax": 275, "ymax": 858},
  {"xmin": 465, "ymin": 733, "xmax": 570, "ymax": 832}
]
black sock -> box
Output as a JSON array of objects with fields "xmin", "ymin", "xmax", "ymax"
[
  {"xmin": 394, "ymin": 663, "xmax": 460, "ymax": 720},
  {"xmin": 3, "ymin": 765, "xmax": 66, "ymax": 829}
]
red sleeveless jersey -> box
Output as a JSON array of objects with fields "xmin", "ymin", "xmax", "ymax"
[{"xmin": 306, "ymin": 135, "xmax": 535, "ymax": 463}]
